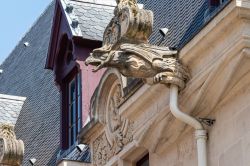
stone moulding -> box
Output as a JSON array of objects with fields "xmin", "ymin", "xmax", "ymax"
[
  {"xmin": 89, "ymin": 69, "xmax": 134, "ymax": 165},
  {"xmin": 0, "ymin": 124, "xmax": 24, "ymax": 166},
  {"xmin": 85, "ymin": 0, "xmax": 189, "ymax": 90}
]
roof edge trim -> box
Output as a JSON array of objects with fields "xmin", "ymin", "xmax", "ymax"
[{"xmin": 0, "ymin": 94, "xmax": 26, "ymax": 102}]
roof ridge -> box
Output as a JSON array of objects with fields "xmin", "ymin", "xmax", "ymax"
[{"xmin": 69, "ymin": 0, "xmax": 116, "ymax": 7}]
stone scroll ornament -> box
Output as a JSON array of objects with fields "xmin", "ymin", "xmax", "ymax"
[{"xmin": 85, "ymin": 0, "xmax": 189, "ymax": 89}]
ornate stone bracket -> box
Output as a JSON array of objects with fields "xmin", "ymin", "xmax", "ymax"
[
  {"xmin": 85, "ymin": 0, "xmax": 189, "ymax": 89},
  {"xmin": 0, "ymin": 124, "xmax": 24, "ymax": 166}
]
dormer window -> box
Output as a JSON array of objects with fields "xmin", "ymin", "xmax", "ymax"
[
  {"xmin": 61, "ymin": 71, "xmax": 82, "ymax": 149},
  {"xmin": 68, "ymin": 73, "xmax": 82, "ymax": 147}
]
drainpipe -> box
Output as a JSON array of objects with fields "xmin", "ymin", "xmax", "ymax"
[{"xmin": 169, "ymin": 84, "xmax": 207, "ymax": 166}]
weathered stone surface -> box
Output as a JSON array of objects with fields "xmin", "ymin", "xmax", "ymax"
[
  {"xmin": 89, "ymin": 69, "xmax": 134, "ymax": 166},
  {"xmin": 0, "ymin": 94, "xmax": 25, "ymax": 165},
  {"xmin": 85, "ymin": 0, "xmax": 189, "ymax": 89},
  {"xmin": 0, "ymin": 124, "xmax": 24, "ymax": 166},
  {"xmin": 82, "ymin": 1, "xmax": 250, "ymax": 166}
]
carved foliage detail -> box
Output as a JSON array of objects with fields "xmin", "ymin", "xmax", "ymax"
[
  {"xmin": 93, "ymin": 77, "xmax": 134, "ymax": 165},
  {"xmin": 93, "ymin": 122, "xmax": 133, "ymax": 166},
  {"xmin": 0, "ymin": 124, "xmax": 16, "ymax": 140}
]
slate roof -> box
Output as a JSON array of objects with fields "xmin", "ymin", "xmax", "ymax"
[
  {"xmin": 57, "ymin": 145, "xmax": 91, "ymax": 163},
  {"xmin": 0, "ymin": 94, "xmax": 26, "ymax": 125},
  {"xmin": 0, "ymin": 2, "xmax": 61, "ymax": 166},
  {"xmin": 66, "ymin": 0, "xmax": 115, "ymax": 40},
  {"xmin": 66, "ymin": 0, "xmax": 230, "ymax": 48},
  {"xmin": 138, "ymin": 0, "xmax": 230, "ymax": 49}
]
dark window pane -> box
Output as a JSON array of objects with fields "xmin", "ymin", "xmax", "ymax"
[
  {"xmin": 68, "ymin": 128, "xmax": 71, "ymax": 146},
  {"xmin": 70, "ymin": 79, "xmax": 76, "ymax": 102},
  {"xmin": 210, "ymin": 0, "xmax": 220, "ymax": 6},
  {"xmin": 77, "ymin": 74, "xmax": 81, "ymax": 95},
  {"xmin": 71, "ymin": 126, "xmax": 74, "ymax": 145},
  {"xmin": 69, "ymin": 105, "xmax": 71, "ymax": 125},
  {"xmin": 136, "ymin": 154, "xmax": 149, "ymax": 166},
  {"xmin": 72, "ymin": 124, "xmax": 76, "ymax": 145},
  {"xmin": 67, "ymin": 74, "xmax": 82, "ymax": 148},
  {"xmin": 78, "ymin": 119, "xmax": 81, "ymax": 132},
  {"xmin": 78, "ymin": 98, "xmax": 81, "ymax": 119},
  {"xmin": 73, "ymin": 103, "xmax": 76, "ymax": 123}
]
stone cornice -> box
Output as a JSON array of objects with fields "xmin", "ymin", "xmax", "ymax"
[{"xmin": 180, "ymin": 0, "xmax": 250, "ymax": 67}]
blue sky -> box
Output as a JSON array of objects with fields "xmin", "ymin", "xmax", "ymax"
[{"xmin": 0, "ymin": 0, "xmax": 52, "ymax": 65}]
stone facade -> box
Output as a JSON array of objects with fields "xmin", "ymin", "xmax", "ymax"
[{"xmin": 79, "ymin": 0, "xmax": 250, "ymax": 166}]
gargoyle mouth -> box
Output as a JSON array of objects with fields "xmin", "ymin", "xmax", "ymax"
[{"xmin": 85, "ymin": 57, "xmax": 105, "ymax": 72}]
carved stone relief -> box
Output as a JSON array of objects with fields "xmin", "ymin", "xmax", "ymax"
[
  {"xmin": 0, "ymin": 124, "xmax": 24, "ymax": 166},
  {"xmin": 93, "ymin": 122, "xmax": 133, "ymax": 166},
  {"xmin": 86, "ymin": 0, "xmax": 189, "ymax": 89},
  {"xmin": 0, "ymin": 139, "xmax": 3, "ymax": 160},
  {"xmin": 92, "ymin": 70, "xmax": 133, "ymax": 165},
  {"xmin": 0, "ymin": 124, "xmax": 16, "ymax": 139},
  {"xmin": 88, "ymin": 0, "xmax": 190, "ymax": 164}
]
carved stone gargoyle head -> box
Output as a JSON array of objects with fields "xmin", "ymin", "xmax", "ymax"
[{"xmin": 85, "ymin": 0, "xmax": 189, "ymax": 89}]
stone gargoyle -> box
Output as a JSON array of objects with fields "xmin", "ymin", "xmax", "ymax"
[
  {"xmin": 86, "ymin": 43, "xmax": 189, "ymax": 89},
  {"xmin": 85, "ymin": 0, "xmax": 189, "ymax": 89}
]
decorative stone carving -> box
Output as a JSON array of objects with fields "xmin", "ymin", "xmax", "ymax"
[
  {"xmin": 93, "ymin": 122, "xmax": 133, "ymax": 166},
  {"xmin": 0, "ymin": 124, "xmax": 16, "ymax": 139},
  {"xmin": 105, "ymin": 81, "xmax": 133, "ymax": 154},
  {"xmin": 0, "ymin": 124, "xmax": 24, "ymax": 166},
  {"xmin": 86, "ymin": 0, "xmax": 189, "ymax": 89},
  {"xmin": 92, "ymin": 70, "xmax": 133, "ymax": 165}
]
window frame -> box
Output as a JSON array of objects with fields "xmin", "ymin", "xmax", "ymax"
[{"xmin": 61, "ymin": 69, "xmax": 82, "ymax": 149}]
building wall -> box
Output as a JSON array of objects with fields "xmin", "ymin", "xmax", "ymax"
[
  {"xmin": 149, "ymin": 85, "xmax": 250, "ymax": 166},
  {"xmin": 0, "ymin": 2, "xmax": 61, "ymax": 165},
  {"xmin": 207, "ymin": 87, "xmax": 250, "ymax": 166},
  {"xmin": 80, "ymin": 1, "xmax": 250, "ymax": 166}
]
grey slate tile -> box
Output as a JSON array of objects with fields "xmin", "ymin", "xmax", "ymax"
[
  {"xmin": 0, "ymin": 2, "xmax": 61, "ymax": 165},
  {"xmin": 0, "ymin": 94, "xmax": 26, "ymax": 125},
  {"xmin": 137, "ymin": 0, "xmax": 220, "ymax": 49},
  {"xmin": 68, "ymin": 0, "xmax": 114, "ymax": 41}
]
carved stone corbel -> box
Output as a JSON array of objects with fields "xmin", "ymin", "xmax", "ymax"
[
  {"xmin": 85, "ymin": 0, "xmax": 189, "ymax": 89},
  {"xmin": 0, "ymin": 124, "xmax": 24, "ymax": 166}
]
